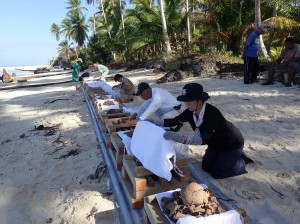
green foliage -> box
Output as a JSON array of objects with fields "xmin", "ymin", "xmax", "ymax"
[
  {"xmin": 50, "ymin": 0, "xmax": 300, "ymax": 64},
  {"xmin": 269, "ymin": 46, "xmax": 283, "ymax": 60}
]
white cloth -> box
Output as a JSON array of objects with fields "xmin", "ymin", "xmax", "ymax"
[
  {"xmin": 176, "ymin": 210, "xmax": 243, "ymax": 224},
  {"xmin": 137, "ymin": 88, "xmax": 180, "ymax": 121},
  {"xmin": 131, "ymin": 121, "xmax": 176, "ymax": 181},
  {"xmin": 85, "ymin": 80, "xmax": 116, "ymax": 96},
  {"xmin": 155, "ymin": 189, "xmax": 242, "ymax": 224},
  {"xmin": 122, "ymin": 106, "xmax": 136, "ymax": 115},
  {"xmin": 117, "ymin": 130, "xmax": 133, "ymax": 155}
]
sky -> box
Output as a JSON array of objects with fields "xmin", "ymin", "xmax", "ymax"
[{"xmin": 0, "ymin": 0, "xmax": 93, "ymax": 67}]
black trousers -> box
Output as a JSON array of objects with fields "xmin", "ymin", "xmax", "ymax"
[
  {"xmin": 202, "ymin": 146, "xmax": 247, "ymax": 179},
  {"xmin": 244, "ymin": 56, "xmax": 259, "ymax": 84}
]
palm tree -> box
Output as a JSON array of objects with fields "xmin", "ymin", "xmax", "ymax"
[
  {"xmin": 158, "ymin": 0, "xmax": 172, "ymax": 53},
  {"xmin": 86, "ymin": 0, "xmax": 97, "ymax": 34},
  {"xmin": 61, "ymin": 18, "xmax": 73, "ymax": 40},
  {"xmin": 68, "ymin": 11, "xmax": 89, "ymax": 46},
  {"xmin": 255, "ymin": 0, "xmax": 270, "ymax": 59},
  {"xmin": 50, "ymin": 23, "xmax": 61, "ymax": 41},
  {"xmin": 57, "ymin": 40, "xmax": 75, "ymax": 59},
  {"xmin": 66, "ymin": 0, "xmax": 87, "ymax": 15}
]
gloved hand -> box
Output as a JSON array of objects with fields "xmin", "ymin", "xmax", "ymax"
[{"xmin": 163, "ymin": 131, "xmax": 184, "ymax": 143}]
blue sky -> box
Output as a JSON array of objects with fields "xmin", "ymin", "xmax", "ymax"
[{"xmin": 0, "ymin": 0, "xmax": 93, "ymax": 67}]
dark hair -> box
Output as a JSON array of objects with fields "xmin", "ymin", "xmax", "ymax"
[
  {"xmin": 114, "ymin": 74, "xmax": 123, "ymax": 82},
  {"xmin": 284, "ymin": 37, "xmax": 295, "ymax": 43}
]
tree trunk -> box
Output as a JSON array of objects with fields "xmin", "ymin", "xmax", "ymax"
[
  {"xmin": 255, "ymin": 0, "xmax": 270, "ymax": 60},
  {"xmin": 159, "ymin": 0, "xmax": 172, "ymax": 53},
  {"xmin": 186, "ymin": 0, "xmax": 191, "ymax": 55}
]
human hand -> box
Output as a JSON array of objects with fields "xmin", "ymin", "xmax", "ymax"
[
  {"xmin": 129, "ymin": 119, "xmax": 139, "ymax": 126},
  {"xmin": 163, "ymin": 131, "xmax": 184, "ymax": 143}
]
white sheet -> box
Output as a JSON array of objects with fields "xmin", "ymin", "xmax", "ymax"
[
  {"xmin": 155, "ymin": 188, "xmax": 242, "ymax": 224},
  {"xmin": 96, "ymin": 99, "xmax": 120, "ymax": 111},
  {"xmin": 130, "ymin": 121, "xmax": 175, "ymax": 181},
  {"xmin": 84, "ymin": 80, "xmax": 116, "ymax": 96}
]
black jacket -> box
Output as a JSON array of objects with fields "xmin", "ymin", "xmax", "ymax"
[{"xmin": 164, "ymin": 103, "xmax": 244, "ymax": 151}]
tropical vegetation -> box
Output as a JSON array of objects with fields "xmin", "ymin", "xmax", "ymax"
[{"xmin": 50, "ymin": 0, "xmax": 300, "ymax": 66}]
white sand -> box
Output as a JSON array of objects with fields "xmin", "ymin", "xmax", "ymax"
[
  {"xmin": 0, "ymin": 79, "xmax": 119, "ymax": 224},
  {"xmin": 0, "ymin": 69, "xmax": 299, "ymax": 224}
]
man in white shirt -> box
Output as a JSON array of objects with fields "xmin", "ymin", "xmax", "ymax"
[
  {"xmin": 129, "ymin": 82, "xmax": 183, "ymax": 131},
  {"xmin": 96, "ymin": 64, "xmax": 109, "ymax": 82}
]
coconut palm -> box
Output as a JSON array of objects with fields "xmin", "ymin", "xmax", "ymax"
[
  {"xmin": 66, "ymin": 0, "xmax": 87, "ymax": 15},
  {"xmin": 255, "ymin": 0, "xmax": 270, "ymax": 59},
  {"xmin": 50, "ymin": 23, "xmax": 61, "ymax": 41},
  {"xmin": 86, "ymin": 0, "xmax": 97, "ymax": 34},
  {"xmin": 158, "ymin": 0, "xmax": 172, "ymax": 53},
  {"xmin": 57, "ymin": 40, "xmax": 76, "ymax": 59}
]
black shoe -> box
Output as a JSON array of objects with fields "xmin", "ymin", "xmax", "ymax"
[
  {"xmin": 285, "ymin": 82, "xmax": 292, "ymax": 87},
  {"xmin": 241, "ymin": 152, "xmax": 254, "ymax": 164},
  {"xmin": 169, "ymin": 123, "xmax": 183, "ymax": 132},
  {"xmin": 261, "ymin": 81, "xmax": 273, "ymax": 85}
]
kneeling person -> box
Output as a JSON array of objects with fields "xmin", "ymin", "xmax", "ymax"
[
  {"xmin": 129, "ymin": 82, "xmax": 182, "ymax": 131},
  {"xmin": 113, "ymin": 74, "xmax": 135, "ymax": 103},
  {"xmin": 163, "ymin": 83, "xmax": 249, "ymax": 179}
]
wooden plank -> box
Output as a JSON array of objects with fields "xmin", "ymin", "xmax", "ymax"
[
  {"xmin": 120, "ymin": 177, "xmax": 144, "ymax": 209},
  {"xmin": 144, "ymin": 195, "xmax": 168, "ymax": 224},
  {"xmin": 122, "ymin": 155, "xmax": 147, "ymax": 192}
]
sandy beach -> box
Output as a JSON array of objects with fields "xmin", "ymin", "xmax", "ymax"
[{"xmin": 0, "ymin": 69, "xmax": 299, "ymax": 224}]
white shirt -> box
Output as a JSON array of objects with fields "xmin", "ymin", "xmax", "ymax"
[{"xmin": 137, "ymin": 88, "xmax": 180, "ymax": 120}]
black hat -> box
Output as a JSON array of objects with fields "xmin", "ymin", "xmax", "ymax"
[
  {"xmin": 177, "ymin": 83, "xmax": 210, "ymax": 102},
  {"xmin": 135, "ymin": 82, "xmax": 150, "ymax": 96}
]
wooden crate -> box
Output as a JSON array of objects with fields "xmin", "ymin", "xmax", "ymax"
[
  {"xmin": 110, "ymin": 132, "xmax": 126, "ymax": 170},
  {"xmin": 144, "ymin": 194, "xmax": 248, "ymax": 224},
  {"xmin": 121, "ymin": 155, "xmax": 190, "ymax": 209},
  {"xmin": 105, "ymin": 117, "xmax": 135, "ymax": 134}
]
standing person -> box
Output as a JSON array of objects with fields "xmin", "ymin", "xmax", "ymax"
[
  {"xmin": 262, "ymin": 37, "xmax": 300, "ymax": 87},
  {"xmin": 96, "ymin": 63, "xmax": 109, "ymax": 82},
  {"xmin": 72, "ymin": 58, "xmax": 82, "ymax": 90},
  {"xmin": 242, "ymin": 24, "xmax": 267, "ymax": 84},
  {"xmin": 163, "ymin": 83, "xmax": 252, "ymax": 179},
  {"xmin": 112, "ymin": 74, "xmax": 135, "ymax": 102},
  {"xmin": 129, "ymin": 82, "xmax": 183, "ymax": 131}
]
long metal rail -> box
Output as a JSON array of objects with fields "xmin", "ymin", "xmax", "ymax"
[{"xmin": 82, "ymin": 85, "xmax": 145, "ymax": 224}]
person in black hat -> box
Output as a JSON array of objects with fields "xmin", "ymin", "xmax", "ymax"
[
  {"xmin": 163, "ymin": 83, "xmax": 252, "ymax": 179},
  {"xmin": 129, "ymin": 82, "xmax": 183, "ymax": 131}
]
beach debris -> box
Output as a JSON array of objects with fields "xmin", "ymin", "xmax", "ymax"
[
  {"xmin": 57, "ymin": 149, "xmax": 81, "ymax": 159},
  {"xmin": 54, "ymin": 134, "xmax": 67, "ymax": 147},
  {"xmin": 1, "ymin": 139, "xmax": 11, "ymax": 144},
  {"xmin": 87, "ymin": 162, "xmax": 107, "ymax": 183},
  {"xmin": 46, "ymin": 218, "xmax": 53, "ymax": 223},
  {"xmin": 161, "ymin": 182, "xmax": 225, "ymax": 220},
  {"xmin": 1, "ymin": 68, "xmax": 14, "ymax": 83},
  {"xmin": 31, "ymin": 123, "xmax": 62, "ymax": 131},
  {"xmin": 46, "ymin": 98, "xmax": 69, "ymax": 104},
  {"xmin": 19, "ymin": 133, "xmax": 26, "ymax": 139}
]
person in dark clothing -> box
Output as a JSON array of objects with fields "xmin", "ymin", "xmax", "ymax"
[
  {"xmin": 163, "ymin": 83, "xmax": 251, "ymax": 179},
  {"xmin": 242, "ymin": 24, "xmax": 267, "ymax": 84}
]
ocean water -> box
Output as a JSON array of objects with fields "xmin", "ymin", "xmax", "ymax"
[{"xmin": 0, "ymin": 65, "xmax": 48, "ymax": 77}]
